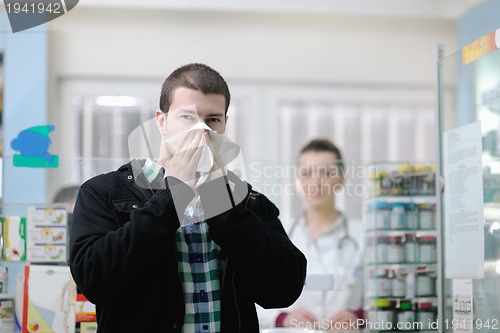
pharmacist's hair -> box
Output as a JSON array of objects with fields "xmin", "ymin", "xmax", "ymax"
[
  {"xmin": 158, "ymin": 63, "xmax": 231, "ymax": 114},
  {"xmin": 298, "ymin": 138, "xmax": 345, "ymax": 175}
]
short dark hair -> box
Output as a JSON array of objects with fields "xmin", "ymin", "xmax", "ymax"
[
  {"xmin": 159, "ymin": 63, "xmax": 231, "ymax": 114},
  {"xmin": 298, "ymin": 138, "xmax": 344, "ymax": 175}
]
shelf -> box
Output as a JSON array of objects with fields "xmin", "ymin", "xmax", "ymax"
[
  {"xmin": 366, "ymin": 296, "xmax": 438, "ymax": 302},
  {"xmin": 365, "ymin": 229, "xmax": 437, "ymax": 234},
  {"xmin": 365, "ymin": 263, "xmax": 437, "ymax": 271},
  {"xmin": 365, "ymin": 196, "xmax": 436, "ymax": 203},
  {"xmin": 363, "ymin": 163, "xmax": 439, "ymax": 326}
]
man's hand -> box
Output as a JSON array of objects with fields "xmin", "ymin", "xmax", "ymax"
[{"xmin": 162, "ymin": 129, "xmax": 205, "ymax": 189}]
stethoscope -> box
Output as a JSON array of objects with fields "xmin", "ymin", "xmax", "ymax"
[
  {"xmin": 289, "ymin": 212, "xmax": 359, "ymax": 253},
  {"xmin": 289, "ymin": 211, "xmax": 361, "ymax": 286}
]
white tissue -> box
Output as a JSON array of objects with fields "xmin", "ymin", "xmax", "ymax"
[{"xmin": 164, "ymin": 123, "xmax": 215, "ymax": 188}]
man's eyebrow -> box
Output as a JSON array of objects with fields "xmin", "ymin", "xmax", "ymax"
[
  {"xmin": 207, "ymin": 112, "xmax": 225, "ymax": 117},
  {"xmin": 177, "ymin": 108, "xmax": 197, "ymax": 114},
  {"xmin": 174, "ymin": 108, "xmax": 224, "ymax": 117}
]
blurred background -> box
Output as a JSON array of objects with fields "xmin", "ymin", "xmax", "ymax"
[{"xmin": 3, "ymin": 2, "xmax": 500, "ymax": 331}]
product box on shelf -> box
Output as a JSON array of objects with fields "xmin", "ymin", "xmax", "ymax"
[
  {"xmin": 0, "ymin": 218, "xmax": 2, "ymax": 260},
  {"xmin": 21, "ymin": 265, "xmax": 76, "ymax": 333},
  {"xmin": 0, "ymin": 266, "xmax": 8, "ymax": 294},
  {"xmin": 2, "ymin": 216, "xmax": 27, "ymax": 261},
  {"xmin": 80, "ymin": 322, "xmax": 98, "ymax": 333},
  {"xmin": 76, "ymin": 293, "xmax": 97, "ymax": 333},
  {"xmin": 0, "ymin": 295, "xmax": 15, "ymax": 332},
  {"xmin": 76, "ymin": 293, "xmax": 96, "ymax": 323},
  {"xmin": 26, "ymin": 206, "xmax": 68, "ymax": 263}
]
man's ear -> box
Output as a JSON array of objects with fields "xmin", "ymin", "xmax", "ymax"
[
  {"xmin": 221, "ymin": 116, "xmax": 228, "ymax": 134},
  {"xmin": 155, "ymin": 109, "xmax": 166, "ymax": 136}
]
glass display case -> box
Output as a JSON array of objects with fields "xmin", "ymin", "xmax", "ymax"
[{"xmin": 437, "ymin": 22, "xmax": 500, "ymax": 333}]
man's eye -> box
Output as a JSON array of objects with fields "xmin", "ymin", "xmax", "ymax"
[
  {"xmin": 207, "ymin": 118, "xmax": 220, "ymax": 123},
  {"xmin": 181, "ymin": 115, "xmax": 194, "ymax": 120}
]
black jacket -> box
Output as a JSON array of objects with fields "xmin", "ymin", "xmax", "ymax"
[{"xmin": 69, "ymin": 161, "xmax": 307, "ymax": 333}]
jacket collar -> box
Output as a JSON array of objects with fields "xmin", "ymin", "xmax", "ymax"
[{"xmin": 119, "ymin": 159, "xmax": 165, "ymax": 201}]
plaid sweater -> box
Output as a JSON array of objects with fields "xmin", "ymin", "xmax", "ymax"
[{"xmin": 143, "ymin": 159, "xmax": 224, "ymax": 332}]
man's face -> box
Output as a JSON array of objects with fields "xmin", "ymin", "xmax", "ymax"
[{"xmin": 156, "ymin": 87, "xmax": 227, "ymax": 138}]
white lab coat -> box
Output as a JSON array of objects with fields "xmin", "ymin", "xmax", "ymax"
[{"xmin": 257, "ymin": 213, "xmax": 365, "ymax": 329}]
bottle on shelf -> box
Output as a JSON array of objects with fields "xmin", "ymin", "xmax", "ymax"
[
  {"xmin": 405, "ymin": 202, "xmax": 419, "ymax": 230},
  {"xmin": 403, "ymin": 233, "xmax": 416, "ymax": 264},
  {"xmin": 418, "ymin": 203, "xmax": 436, "ymax": 230},
  {"xmin": 415, "ymin": 267, "xmax": 436, "ymax": 297},
  {"xmin": 386, "ymin": 235, "xmax": 405, "ymax": 264},
  {"xmin": 416, "ymin": 301, "xmax": 437, "ymax": 330},
  {"xmin": 367, "ymin": 299, "xmax": 396, "ymax": 332},
  {"xmin": 417, "ymin": 235, "xmax": 437, "ymax": 264},
  {"xmin": 366, "ymin": 201, "xmax": 391, "ymax": 230},
  {"xmin": 390, "ymin": 202, "xmax": 406, "ymax": 230},
  {"xmin": 390, "ymin": 269, "xmax": 407, "ymax": 298},
  {"xmin": 397, "ymin": 299, "xmax": 415, "ymax": 331},
  {"xmin": 367, "ymin": 267, "xmax": 391, "ymax": 298}
]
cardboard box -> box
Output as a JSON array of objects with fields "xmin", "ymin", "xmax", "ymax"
[
  {"xmin": 75, "ymin": 293, "xmax": 96, "ymax": 323},
  {"xmin": 80, "ymin": 322, "xmax": 98, "ymax": 333},
  {"xmin": 0, "ymin": 295, "xmax": 15, "ymax": 332},
  {"xmin": 27, "ymin": 207, "xmax": 67, "ymax": 263},
  {"xmin": 22, "ymin": 265, "xmax": 76, "ymax": 333},
  {"xmin": 3, "ymin": 216, "xmax": 27, "ymax": 261}
]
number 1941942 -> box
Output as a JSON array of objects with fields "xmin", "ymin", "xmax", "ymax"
[
  {"xmin": 443, "ymin": 318, "xmax": 499, "ymax": 330},
  {"xmin": 5, "ymin": 2, "xmax": 63, "ymax": 14}
]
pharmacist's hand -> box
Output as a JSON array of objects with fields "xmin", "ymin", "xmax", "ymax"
[
  {"xmin": 163, "ymin": 129, "xmax": 205, "ymax": 189},
  {"xmin": 328, "ymin": 310, "xmax": 359, "ymax": 329},
  {"xmin": 283, "ymin": 308, "xmax": 317, "ymax": 327}
]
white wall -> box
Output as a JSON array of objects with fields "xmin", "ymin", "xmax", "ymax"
[{"xmin": 47, "ymin": 8, "xmax": 457, "ymax": 84}]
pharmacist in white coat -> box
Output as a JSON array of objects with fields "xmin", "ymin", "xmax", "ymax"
[{"xmin": 258, "ymin": 138, "xmax": 365, "ymax": 330}]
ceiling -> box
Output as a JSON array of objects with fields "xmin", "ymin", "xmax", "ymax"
[{"xmin": 76, "ymin": 0, "xmax": 487, "ymax": 20}]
